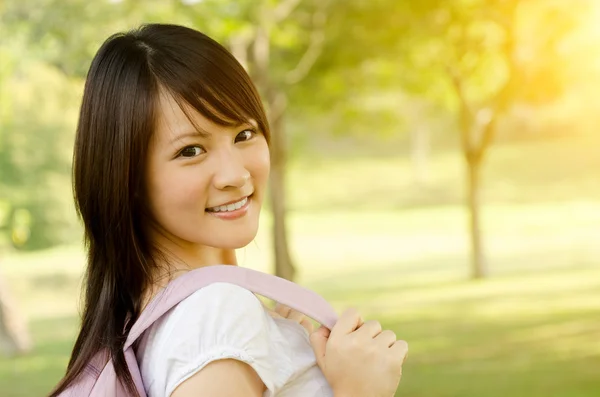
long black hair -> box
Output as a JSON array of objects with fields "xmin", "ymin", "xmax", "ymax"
[{"xmin": 49, "ymin": 23, "xmax": 270, "ymax": 396}]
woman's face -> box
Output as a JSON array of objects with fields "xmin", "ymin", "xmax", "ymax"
[{"xmin": 145, "ymin": 91, "xmax": 270, "ymax": 253}]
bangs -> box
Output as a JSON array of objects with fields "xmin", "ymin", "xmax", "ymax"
[
  {"xmin": 167, "ymin": 80, "xmax": 256, "ymax": 132},
  {"xmin": 142, "ymin": 26, "xmax": 270, "ymax": 139}
]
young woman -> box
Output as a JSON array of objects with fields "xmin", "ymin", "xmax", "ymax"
[{"xmin": 49, "ymin": 23, "xmax": 408, "ymax": 397}]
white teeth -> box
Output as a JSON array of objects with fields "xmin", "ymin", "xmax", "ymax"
[{"xmin": 209, "ymin": 197, "xmax": 248, "ymax": 212}]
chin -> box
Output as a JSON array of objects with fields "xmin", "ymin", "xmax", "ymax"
[
  {"xmin": 204, "ymin": 225, "xmax": 259, "ymax": 250},
  {"xmin": 218, "ymin": 236, "xmax": 256, "ymax": 250}
]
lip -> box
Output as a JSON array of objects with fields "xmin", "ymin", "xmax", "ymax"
[{"xmin": 206, "ymin": 195, "xmax": 252, "ymax": 220}]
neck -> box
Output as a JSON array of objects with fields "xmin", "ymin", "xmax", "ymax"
[
  {"xmin": 149, "ymin": 223, "xmax": 239, "ymax": 269},
  {"xmin": 156, "ymin": 241, "xmax": 238, "ymax": 271},
  {"xmin": 141, "ymin": 231, "xmax": 239, "ymax": 310}
]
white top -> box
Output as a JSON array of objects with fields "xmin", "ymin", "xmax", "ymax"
[{"xmin": 135, "ymin": 282, "xmax": 333, "ymax": 397}]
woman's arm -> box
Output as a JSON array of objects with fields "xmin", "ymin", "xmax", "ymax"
[{"xmin": 171, "ymin": 359, "xmax": 265, "ymax": 397}]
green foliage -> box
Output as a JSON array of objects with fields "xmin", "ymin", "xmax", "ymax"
[
  {"xmin": 0, "ymin": 35, "xmax": 81, "ymax": 249},
  {"xmin": 0, "ymin": 0, "xmax": 595, "ymax": 249}
]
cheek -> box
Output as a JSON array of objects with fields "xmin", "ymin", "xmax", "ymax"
[
  {"xmin": 147, "ymin": 164, "xmax": 209, "ymax": 211},
  {"xmin": 249, "ymin": 142, "xmax": 271, "ymax": 181}
]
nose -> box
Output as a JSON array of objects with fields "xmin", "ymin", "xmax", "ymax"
[{"xmin": 212, "ymin": 148, "xmax": 251, "ymax": 190}]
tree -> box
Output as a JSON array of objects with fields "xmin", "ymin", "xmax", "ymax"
[
  {"xmin": 5, "ymin": 0, "xmax": 581, "ymax": 281},
  {"xmin": 169, "ymin": 0, "xmax": 330, "ymax": 280},
  {"xmin": 246, "ymin": 0, "xmax": 328, "ymax": 281},
  {"xmin": 377, "ymin": 0, "xmax": 579, "ymax": 278},
  {"xmin": 442, "ymin": 0, "xmax": 521, "ymax": 279},
  {"xmin": 302, "ymin": 0, "xmax": 582, "ymax": 278},
  {"xmin": 3, "ymin": 0, "xmax": 333, "ymax": 280},
  {"xmin": 448, "ymin": 0, "xmax": 578, "ymax": 278}
]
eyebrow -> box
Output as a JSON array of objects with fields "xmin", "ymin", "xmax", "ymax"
[
  {"xmin": 169, "ymin": 129, "xmax": 212, "ymax": 144},
  {"xmin": 169, "ymin": 121, "xmax": 258, "ymax": 144}
]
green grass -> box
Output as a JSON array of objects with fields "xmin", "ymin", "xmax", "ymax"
[
  {"xmin": 0, "ymin": 317, "xmax": 78, "ymax": 397},
  {"xmin": 1, "ymin": 136, "xmax": 599, "ymax": 396},
  {"xmin": 313, "ymin": 265, "xmax": 600, "ymax": 397}
]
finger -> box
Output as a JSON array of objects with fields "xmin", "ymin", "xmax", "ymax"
[
  {"xmin": 390, "ymin": 339, "xmax": 409, "ymax": 366},
  {"xmin": 355, "ymin": 320, "xmax": 382, "ymax": 338},
  {"xmin": 309, "ymin": 326, "xmax": 331, "ymax": 369},
  {"xmin": 374, "ymin": 329, "xmax": 397, "ymax": 347},
  {"xmin": 274, "ymin": 303, "xmax": 292, "ymax": 318},
  {"xmin": 300, "ymin": 317, "xmax": 315, "ymax": 333},
  {"xmin": 286, "ymin": 309, "xmax": 306, "ymax": 323},
  {"xmin": 330, "ymin": 308, "xmax": 363, "ymax": 340},
  {"xmin": 268, "ymin": 310, "xmax": 285, "ymax": 319}
]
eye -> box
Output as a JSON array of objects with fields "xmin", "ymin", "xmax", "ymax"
[
  {"xmin": 179, "ymin": 145, "xmax": 205, "ymax": 158},
  {"xmin": 235, "ymin": 129, "xmax": 256, "ymax": 143}
]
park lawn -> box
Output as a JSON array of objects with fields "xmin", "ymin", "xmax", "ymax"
[
  {"xmin": 1, "ymin": 135, "xmax": 599, "ymax": 396},
  {"xmin": 1, "ymin": 201, "xmax": 599, "ymax": 397}
]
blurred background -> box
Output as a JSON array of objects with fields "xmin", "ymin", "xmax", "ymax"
[{"xmin": 0, "ymin": 0, "xmax": 599, "ymax": 396}]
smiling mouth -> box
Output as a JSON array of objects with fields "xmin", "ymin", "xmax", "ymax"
[{"xmin": 206, "ymin": 195, "xmax": 251, "ymax": 213}]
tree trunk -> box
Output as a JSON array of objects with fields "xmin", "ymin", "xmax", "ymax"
[
  {"xmin": 0, "ymin": 272, "xmax": 32, "ymax": 356},
  {"xmin": 249, "ymin": 9, "xmax": 297, "ymax": 281},
  {"xmin": 269, "ymin": 111, "xmax": 296, "ymax": 281},
  {"xmin": 466, "ymin": 158, "xmax": 487, "ymax": 279}
]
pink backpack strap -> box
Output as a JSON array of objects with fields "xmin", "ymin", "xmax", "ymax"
[
  {"xmin": 70, "ymin": 265, "xmax": 337, "ymax": 397},
  {"xmin": 124, "ymin": 265, "xmax": 338, "ymax": 350}
]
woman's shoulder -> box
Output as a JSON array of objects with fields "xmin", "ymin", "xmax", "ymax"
[
  {"xmin": 172, "ymin": 281, "xmax": 267, "ymax": 318},
  {"xmin": 136, "ymin": 282, "xmax": 283, "ymax": 396},
  {"xmin": 154, "ymin": 281, "xmax": 272, "ymax": 344}
]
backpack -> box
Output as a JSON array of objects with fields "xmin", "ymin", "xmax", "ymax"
[{"xmin": 55, "ymin": 265, "xmax": 339, "ymax": 396}]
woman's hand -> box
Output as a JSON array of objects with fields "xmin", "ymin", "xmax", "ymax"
[{"xmin": 309, "ymin": 308, "xmax": 408, "ymax": 397}]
